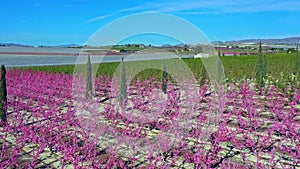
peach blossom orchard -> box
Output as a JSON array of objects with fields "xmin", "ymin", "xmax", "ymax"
[{"xmin": 0, "ymin": 66, "xmax": 300, "ymax": 168}]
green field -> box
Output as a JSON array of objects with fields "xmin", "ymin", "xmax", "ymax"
[{"xmin": 12, "ymin": 52, "xmax": 298, "ymax": 87}]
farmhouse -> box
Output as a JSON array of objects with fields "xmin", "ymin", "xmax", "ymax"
[
  {"xmin": 194, "ymin": 53, "xmax": 209, "ymax": 58},
  {"xmin": 110, "ymin": 49, "xmax": 121, "ymax": 53},
  {"xmin": 221, "ymin": 51, "xmax": 247, "ymax": 56}
]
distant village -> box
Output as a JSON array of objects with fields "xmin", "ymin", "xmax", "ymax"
[
  {"xmin": 1, "ymin": 40, "xmax": 299, "ymax": 57},
  {"xmin": 97, "ymin": 43, "xmax": 299, "ymax": 57},
  {"xmin": 214, "ymin": 43, "xmax": 298, "ymax": 56}
]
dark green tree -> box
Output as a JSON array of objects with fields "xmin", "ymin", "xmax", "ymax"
[
  {"xmin": 119, "ymin": 58, "xmax": 127, "ymax": 106},
  {"xmin": 295, "ymin": 46, "xmax": 300, "ymax": 78},
  {"xmin": 0, "ymin": 65, "xmax": 7, "ymax": 122},
  {"xmin": 162, "ymin": 63, "xmax": 167, "ymax": 94},
  {"xmin": 199, "ymin": 64, "xmax": 206, "ymax": 87},
  {"xmin": 255, "ymin": 41, "xmax": 267, "ymax": 88},
  {"xmin": 85, "ymin": 54, "xmax": 93, "ymax": 100},
  {"xmin": 294, "ymin": 45, "xmax": 300, "ymax": 88},
  {"xmin": 217, "ymin": 58, "xmax": 224, "ymax": 84}
]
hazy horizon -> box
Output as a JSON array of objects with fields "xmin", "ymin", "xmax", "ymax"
[{"xmin": 1, "ymin": 0, "xmax": 300, "ymax": 46}]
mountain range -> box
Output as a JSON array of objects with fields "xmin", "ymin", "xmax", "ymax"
[
  {"xmin": 1, "ymin": 37, "xmax": 300, "ymax": 47},
  {"xmin": 213, "ymin": 37, "xmax": 300, "ymax": 45}
]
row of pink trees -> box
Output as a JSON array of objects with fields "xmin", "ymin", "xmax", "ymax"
[{"xmin": 0, "ymin": 69, "xmax": 299, "ymax": 168}]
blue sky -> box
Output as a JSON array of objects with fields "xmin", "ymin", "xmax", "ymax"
[{"xmin": 0, "ymin": 0, "xmax": 299, "ymax": 46}]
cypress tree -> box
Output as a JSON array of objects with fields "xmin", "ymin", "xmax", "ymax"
[
  {"xmin": 85, "ymin": 54, "xmax": 93, "ymax": 100},
  {"xmin": 199, "ymin": 64, "xmax": 206, "ymax": 87},
  {"xmin": 255, "ymin": 41, "xmax": 267, "ymax": 88},
  {"xmin": 162, "ymin": 63, "xmax": 167, "ymax": 94},
  {"xmin": 294, "ymin": 45, "xmax": 300, "ymax": 89},
  {"xmin": 119, "ymin": 58, "xmax": 127, "ymax": 106},
  {"xmin": 217, "ymin": 58, "xmax": 224, "ymax": 85},
  {"xmin": 0, "ymin": 65, "xmax": 7, "ymax": 122},
  {"xmin": 295, "ymin": 45, "xmax": 300, "ymax": 78}
]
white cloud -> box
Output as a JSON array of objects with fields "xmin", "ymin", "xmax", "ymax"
[
  {"xmin": 85, "ymin": 4, "xmax": 151, "ymax": 23},
  {"xmin": 85, "ymin": 14, "xmax": 112, "ymax": 23},
  {"xmin": 85, "ymin": 0, "xmax": 300, "ymax": 23},
  {"xmin": 139, "ymin": 0, "xmax": 300, "ymax": 14}
]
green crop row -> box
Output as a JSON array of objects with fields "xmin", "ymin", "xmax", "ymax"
[{"xmin": 11, "ymin": 52, "xmax": 298, "ymax": 85}]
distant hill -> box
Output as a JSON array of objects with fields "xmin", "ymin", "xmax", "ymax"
[
  {"xmin": 41, "ymin": 44, "xmax": 81, "ymax": 48},
  {"xmin": 0, "ymin": 43, "xmax": 81, "ymax": 48},
  {"xmin": 161, "ymin": 43, "xmax": 192, "ymax": 48},
  {"xmin": 2, "ymin": 37, "xmax": 300, "ymax": 48},
  {"xmin": 0, "ymin": 43, "xmax": 32, "ymax": 47},
  {"xmin": 56, "ymin": 44, "xmax": 81, "ymax": 47},
  {"xmin": 213, "ymin": 37, "xmax": 300, "ymax": 45},
  {"xmin": 161, "ymin": 44, "xmax": 172, "ymax": 48}
]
